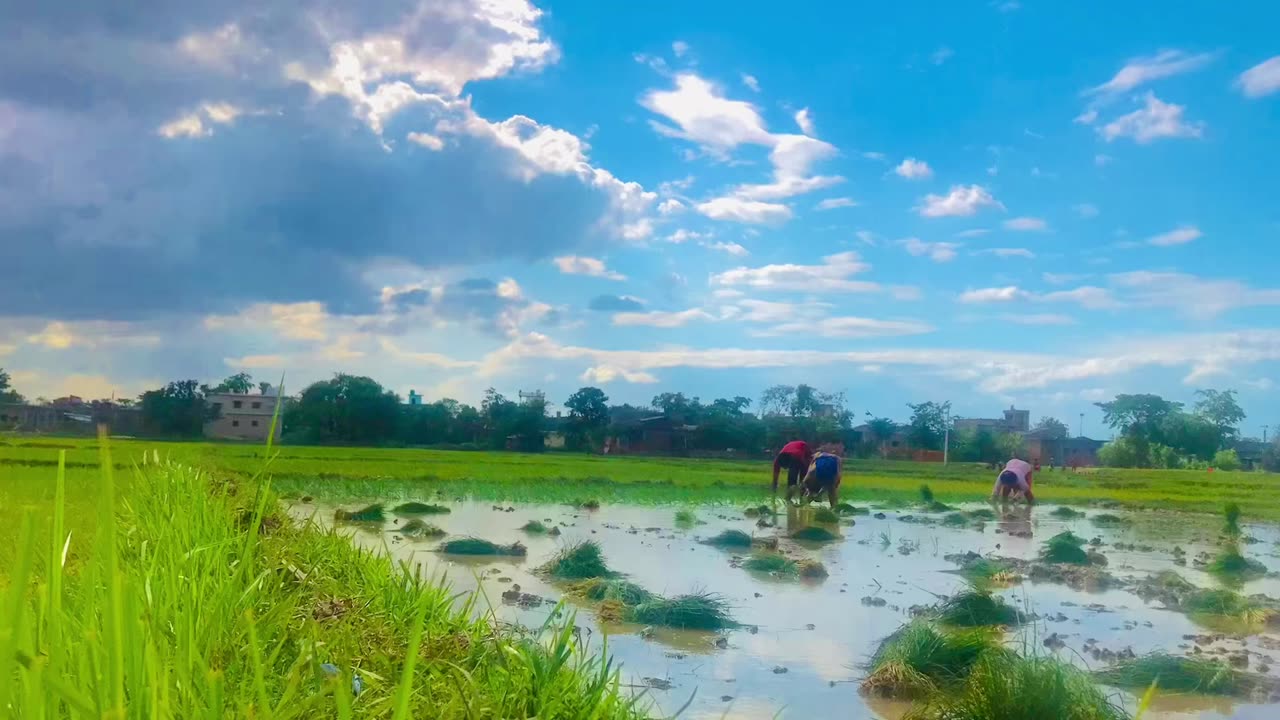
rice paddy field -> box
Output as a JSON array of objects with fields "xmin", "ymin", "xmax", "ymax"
[{"xmin": 4, "ymin": 435, "xmax": 1280, "ymax": 719}]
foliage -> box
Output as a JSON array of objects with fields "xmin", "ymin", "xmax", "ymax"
[
  {"xmin": 934, "ymin": 589, "xmax": 1023, "ymax": 627},
  {"xmin": 564, "ymin": 386, "xmax": 610, "ymax": 450},
  {"xmin": 1213, "ymin": 449, "xmax": 1241, "ymax": 471},
  {"xmin": 702, "ymin": 529, "xmax": 753, "ymax": 547},
  {"xmin": 1159, "ymin": 413, "xmax": 1220, "ymax": 462},
  {"xmin": 1041, "ymin": 531, "xmax": 1090, "ymax": 565},
  {"xmin": 392, "ymin": 502, "xmax": 451, "ymax": 515},
  {"xmin": 0, "ymin": 367, "xmax": 24, "ymax": 403},
  {"xmin": 539, "ymin": 541, "xmax": 614, "ymax": 579},
  {"xmin": 1094, "ymin": 653, "xmax": 1258, "ymax": 696},
  {"xmin": 627, "ymin": 592, "xmax": 737, "ymax": 630},
  {"xmin": 905, "ymin": 652, "xmax": 1128, "ymax": 720},
  {"xmin": 1194, "ymin": 389, "xmax": 1246, "ymax": 445},
  {"xmin": 285, "ymin": 374, "xmax": 401, "ymax": 445},
  {"xmin": 203, "ymin": 371, "xmax": 254, "ymax": 395},
  {"xmin": 950, "ymin": 427, "xmax": 1001, "ymax": 464},
  {"xmin": 1097, "ymin": 437, "xmax": 1143, "ymax": 468},
  {"xmin": 481, "ymin": 388, "xmax": 546, "ymax": 452},
  {"xmin": 334, "ymin": 504, "xmax": 386, "ymax": 522},
  {"xmin": 1033, "ymin": 416, "xmax": 1070, "ymax": 440},
  {"xmin": 862, "ymin": 622, "xmax": 1001, "ymax": 698},
  {"xmin": 906, "ymin": 401, "xmax": 951, "ymax": 451},
  {"xmin": 438, "ymin": 538, "xmax": 527, "ymax": 556},
  {"xmin": 139, "ymin": 379, "xmax": 216, "ymax": 437}
]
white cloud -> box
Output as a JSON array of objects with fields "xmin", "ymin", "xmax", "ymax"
[
  {"xmin": 658, "ymin": 198, "xmax": 685, "ymax": 215},
  {"xmin": 729, "ymin": 299, "xmax": 831, "ymax": 323},
  {"xmin": 931, "ymin": 47, "xmax": 954, "ymax": 65},
  {"xmin": 741, "ymin": 74, "xmax": 761, "ymax": 92},
  {"xmin": 894, "ymin": 158, "xmax": 933, "ymax": 180},
  {"xmin": 816, "ymin": 197, "xmax": 858, "ymax": 210},
  {"xmin": 1074, "ymin": 203, "xmax": 1099, "ymax": 219},
  {"xmin": 901, "ymin": 238, "xmax": 959, "ymax": 263},
  {"xmin": 1003, "ymin": 216, "xmax": 1048, "ymax": 231},
  {"xmin": 204, "ymin": 302, "xmax": 332, "ymax": 341},
  {"xmin": 695, "ymin": 197, "xmax": 792, "ymax": 224},
  {"xmin": 406, "ymin": 131, "xmax": 445, "ymax": 150},
  {"xmin": 855, "ymin": 230, "xmax": 878, "ymax": 246},
  {"xmin": 1243, "ymin": 377, "xmax": 1274, "ymax": 391},
  {"xmin": 22, "ymin": 320, "xmax": 160, "ymax": 350},
  {"xmin": 891, "ymin": 286, "xmax": 924, "ymax": 301},
  {"xmin": 710, "ymin": 251, "xmax": 878, "ymax": 293},
  {"xmin": 960, "ymin": 286, "xmax": 1028, "ymax": 303},
  {"xmin": 157, "ymin": 112, "xmax": 209, "ymax": 139},
  {"xmin": 666, "ymin": 228, "xmax": 707, "ymax": 244},
  {"xmin": 1074, "ymin": 109, "xmax": 1098, "ymax": 125},
  {"xmin": 956, "ymin": 228, "xmax": 990, "ymax": 238},
  {"xmin": 553, "ymin": 256, "xmax": 626, "ymax": 280},
  {"xmin": 1087, "ymin": 50, "xmax": 1215, "ymax": 96},
  {"xmin": 612, "ymin": 308, "xmax": 713, "ymax": 328},
  {"xmin": 641, "ymin": 73, "xmax": 772, "ymax": 151},
  {"xmin": 1109, "ymin": 271, "xmax": 1280, "ymax": 319},
  {"xmin": 1100, "ymin": 93, "xmax": 1203, "ymax": 143},
  {"xmin": 976, "ymin": 248, "xmax": 1035, "ymax": 258},
  {"xmin": 995, "ymin": 1, "xmax": 1021, "ymax": 12},
  {"xmin": 761, "ymin": 316, "xmax": 935, "ymax": 339},
  {"xmin": 672, "ymin": 40, "xmax": 690, "ymax": 58},
  {"xmin": 917, "ymin": 185, "xmax": 1002, "ymax": 217},
  {"xmin": 1237, "ymin": 56, "xmax": 1280, "ymax": 98},
  {"xmin": 580, "ymin": 365, "xmax": 658, "ymax": 384},
  {"xmin": 1043, "ymin": 272, "xmax": 1087, "ymax": 286},
  {"xmin": 223, "ymin": 354, "xmax": 287, "ymax": 369},
  {"xmin": 862, "ymin": 151, "xmax": 887, "ymax": 161},
  {"xmin": 794, "ymin": 108, "xmax": 816, "ymax": 135},
  {"xmin": 707, "ymin": 241, "xmax": 749, "ymax": 257},
  {"xmin": 731, "ymin": 134, "xmax": 842, "ymax": 201},
  {"xmin": 1147, "ymin": 225, "xmax": 1202, "ymax": 247},
  {"xmin": 999, "ymin": 313, "xmax": 1077, "ymax": 326},
  {"xmin": 1039, "ymin": 286, "xmax": 1117, "ymax": 309},
  {"xmin": 378, "ymin": 339, "xmax": 480, "ymax": 369}
]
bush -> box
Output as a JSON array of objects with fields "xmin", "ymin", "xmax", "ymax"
[
  {"xmin": 1149, "ymin": 443, "xmax": 1183, "ymax": 469},
  {"xmin": 1263, "ymin": 442, "xmax": 1280, "ymax": 473},
  {"xmin": 1213, "ymin": 449, "xmax": 1242, "ymax": 471},
  {"xmin": 1096, "ymin": 438, "xmax": 1142, "ymax": 468}
]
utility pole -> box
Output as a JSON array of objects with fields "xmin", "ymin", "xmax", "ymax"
[
  {"xmin": 1079, "ymin": 412, "xmax": 1084, "ymax": 438},
  {"xmin": 1264, "ymin": 425, "xmax": 1270, "ymax": 443},
  {"xmin": 943, "ymin": 405, "xmax": 951, "ymax": 466}
]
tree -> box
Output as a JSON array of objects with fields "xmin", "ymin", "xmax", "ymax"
[
  {"xmin": 0, "ymin": 367, "xmax": 24, "ymax": 403},
  {"xmin": 1263, "ymin": 440, "xmax": 1280, "ymax": 473},
  {"xmin": 205, "ymin": 372, "xmax": 254, "ymax": 395},
  {"xmin": 1194, "ymin": 389, "xmax": 1246, "ymax": 446},
  {"xmin": 1095, "ymin": 393, "xmax": 1184, "ymax": 462},
  {"xmin": 861, "ymin": 414, "xmax": 900, "ymax": 457},
  {"xmin": 995, "ymin": 432, "xmax": 1025, "ymax": 460},
  {"xmin": 906, "ymin": 401, "xmax": 951, "ymax": 451},
  {"xmin": 759, "ymin": 385, "xmax": 796, "ymax": 416},
  {"xmin": 565, "ymin": 387, "xmax": 610, "ymax": 450},
  {"xmin": 651, "ymin": 392, "xmax": 695, "ymax": 420},
  {"xmin": 1033, "ymin": 416, "xmax": 1069, "ymax": 440},
  {"xmin": 707, "ymin": 396, "xmax": 752, "ymax": 417},
  {"xmin": 138, "ymin": 380, "xmax": 213, "ymax": 437},
  {"xmin": 1097, "ymin": 437, "xmax": 1143, "ymax": 468},
  {"xmin": 258, "ymin": 381, "xmax": 273, "ymax": 395},
  {"xmin": 285, "ymin": 374, "xmax": 400, "ymax": 445},
  {"xmin": 1159, "ymin": 412, "xmax": 1221, "ymax": 462}
]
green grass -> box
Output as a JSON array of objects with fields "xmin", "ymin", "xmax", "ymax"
[
  {"xmin": 964, "ymin": 508, "xmax": 997, "ymax": 521},
  {"xmin": 1094, "ymin": 653, "xmax": 1258, "ymax": 696},
  {"xmin": 1223, "ymin": 502, "xmax": 1242, "ymax": 535},
  {"xmin": 1207, "ymin": 545, "xmax": 1267, "ymax": 581},
  {"xmin": 905, "ymin": 652, "xmax": 1128, "ymax": 720},
  {"xmin": 934, "ymin": 589, "xmax": 1023, "ymax": 627},
  {"xmin": 520, "ymin": 519, "xmax": 548, "ymax": 533},
  {"xmin": 812, "ymin": 507, "xmax": 840, "ymax": 523},
  {"xmin": 674, "ymin": 508, "xmax": 697, "ymax": 525},
  {"xmin": 1041, "ymin": 531, "xmax": 1091, "ymax": 565},
  {"xmin": 391, "ymin": 501, "xmax": 451, "ymax": 515},
  {"xmin": 538, "ymin": 540, "xmax": 615, "ymax": 579},
  {"xmin": 437, "ymin": 537, "xmax": 527, "ymax": 556},
  {"xmin": 1090, "ymin": 513, "xmax": 1131, "ymax": 527},
  {"xmin": 862, "ymin": 622, "xmax": 1002, "ymax": 698},
  {"xmin": 740, "ymin": 552, "xmax": 827, "ymax": 578},
  {"xmin": 836, "ymin": 502, "xmax": 869, "ymax": 515},
  {"xmin": 334, "ymin": 503, "xmax": 385, "ymax": 522},
  {"xmin": 790, "ymin": 526, "xmax": 840, "ymax": 542},
  {"xmin": 397, "ymin": 518, "xmax": 445, "ymax": 538},
  {"xmin": 702, "ymin": 529, "xmax": 754, "ymax": 547},
  {"xmin": 0, "ymin": 439, "xmax": 646, "ymax": 719},
  {"xmin": 1050, "ymin": 506, "xmax": 1085, "ymax": 519},
  {"xmin": 570, "ymin": 578, "xmax": 656, "ymax": 606},
  {"xmin": 955, "ymin": 558, "xmax": 1019, "ymax": 585},
  {"xmin": 920, "ymin": 484, "xmax": 935, "ymax": 503},
  {"xmin": 627, "ymin": 592, "xmax": 736, "ymax": 630}
]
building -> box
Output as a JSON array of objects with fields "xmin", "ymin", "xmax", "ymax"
[
  {"xmin": 204, "ymin": 392, "xmax": 281, "ymax": 442},
  {"xmin": 1023, "ymin": 431, "xmax": 1105, "ymax": 467},
  {"xmin": 604, "ymin": 415, "xmax": 695, "ymax": 455},
  {"xmin": 953, "ymin": 406, "xmax": 1031, "ymax": 435}
]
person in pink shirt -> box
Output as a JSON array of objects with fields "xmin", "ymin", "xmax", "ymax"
[
  {"xmin": 771, "ymin": 439, "xmax": 813, "ymax": 502},
  {"xmin": 991, "ymin": 457, "xmax": 1036, "ymax": 506}
]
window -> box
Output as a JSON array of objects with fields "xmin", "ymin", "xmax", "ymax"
[
  {"xmin": 232, "ymin": 400, "xmax": 243, "ymax": 409},
  {"xmin": 212, "ymin": 402, "xmax": 223, "ymax": 413},
  {"xmin": 232, "ymin": 420, "xmax": 240, "ymax": 427},
  {"xmin": 251, "ymin": 401, "xmax": 261, "ymax": 409},
  {"xmin": 251, "ymin": 420, "xmax": 259, "ymax": 427}
]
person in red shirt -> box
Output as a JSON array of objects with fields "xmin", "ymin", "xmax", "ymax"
[{"xmin": 771, "ymin": 440, "xmax": 813, "ymax": 502}]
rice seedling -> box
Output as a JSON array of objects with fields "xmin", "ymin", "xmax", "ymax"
[
  {"xmin": 701, "ymin": 529, "xmax": 754, "ymax": 547},
  {"xmin": 627, "ymin": 591, "xmax": 736, "ymax": 630},
  {"xmin": 334, "ymin": 503, "xmax": 386, "ymax": 522},
  {"xmin": 674, "ymin": 509, "xmax": 697, "ymax": 526},
  {"xmin": 744, "ymin": 504, "xmax": 775, "ymax": 518},
  {"xmin": 1093, "ymin": 653, "xmax": 1258, "ymax": 696},
  {"xmin": 905, "ymin": 652, "xmax": 1128, "ymax": 720},
  {"xmin": 743, "ymin": 552, "xmax": 797, "ymax": 574},
  {"xmin": 790, "ymin": 526, "xmax": 840, "ymax": 542},
  {"xmin": 964, "ymin": 508, "xmax": 997, "ymax": 521},
  {"xmin": 573, "ymin": 498, "xmax": 601, "ymax": 510},
  {"xmin": 920, "ymin": 484, "xmax": 935, "ymax": 503},
  {"xmin": 955, "ymin": 558, "xmax": 1019, "ymax": 585},
  {"xmin": 1040, "ymin": 531, "xmax": 1091, "ymax": 565},
  {"xmin": 570, "ymin": 578, "xmax": 656, "ymax": 606},
  {"xmin": 520, "ymin": 519, "xmax": 548, "ymax": 533},
  {"xmin": 1207, "ymin": 544, "xmax": 1267, "ymax": 580},
  {"xmin": 1090, "ymin": 514, "xmax": 1130, "ymax": 527},
  {"xmin": 392, "ymin": 501, "xmax": 451, "ymax": 515},
  {"xmin": 943, "ymin": 512, "xmax": 970, "ymax": 527},
  {"xmin": 438, "ymin": 537, "xmax": 528, "ymax": 556},
  {"xmin": 538, "ymin": 540, "xmax": 615, "ymax": 579},
  {"xmin": 934, "ymin": 588, "xmax": 1023, "ymax": 627},
  {"xmin": 862, "ymin": 622, "xmax": 1001, "ymax": 699},
  {"xmin": 1050, "ymin": 506, "xmax": 1085, "ymax": 519},
  {"xmin": 923, "ymin": 501, "xmax": 954, "ymax": 513},
  {"xmin": 397, "ymin": 518, "xmax": 446, "ymax": 538},
  {"xmin": 835, "ymin": 502, "xmax": 869, "ymax": 515},
  {"xmin": 1223, "ymin": 502, "xmax": 1242, "ymax": 536},
  {"xmin": 812, "ymin": 507, "xmax": 840, "ymax": 524}
]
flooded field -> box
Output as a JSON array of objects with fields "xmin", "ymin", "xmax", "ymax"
[{"xmin": 288, "ymin": 496, "xmax": 1280, "ymax": 719}]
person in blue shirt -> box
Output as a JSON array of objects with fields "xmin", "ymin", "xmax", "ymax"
[{"xmin": 801, "ymin": 450, "xmax": 843, "ymax": 509}]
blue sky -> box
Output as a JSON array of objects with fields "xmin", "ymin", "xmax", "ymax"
[{"xmin": 1, "ymin": 0, "xmax": 1278, "ymax": 436}]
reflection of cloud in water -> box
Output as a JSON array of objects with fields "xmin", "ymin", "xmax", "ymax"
[
  {"xmin": 738, "ymin": 632, "xmax": 858, "ymax": 682},
  {"xmin": 686, "ymin": 695, "xmax": 782, "ymax": 720}
]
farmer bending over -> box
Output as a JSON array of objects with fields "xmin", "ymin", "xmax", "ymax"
[
  {"xmin": 802, "ymin": 451, "xmax": 843, "ymax": 509},
  {"xmin": 991, "ymin": 457, "xmax": 1035, "ymax": 506},
  {"xmin": 772, "ymin": 439, "xmax": 813, "ymax": 502}
]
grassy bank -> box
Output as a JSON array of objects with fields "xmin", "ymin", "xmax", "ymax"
[{"xmin": 0, "ymin": 441, "xmax": 646, "ymax": 718}]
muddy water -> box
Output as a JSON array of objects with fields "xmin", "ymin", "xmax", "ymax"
[{"xmin": 287, "ymin": 499, "xmax": 1280, "ymax": 719}]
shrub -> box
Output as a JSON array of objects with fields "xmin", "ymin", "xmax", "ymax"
[
  {"xmin": 1097, "ymin": 437, "xmax": 1142, "ymax": 468},
  {"xmin": 1213, "ymin": 449, "xmax": 1242, "ymax": 471}
]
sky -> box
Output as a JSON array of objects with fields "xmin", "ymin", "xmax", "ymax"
[{"xmin": 1, "ymin": 0, "xmax": 1278, "ymax": 436}]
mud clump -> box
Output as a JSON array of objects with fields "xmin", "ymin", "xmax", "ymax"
[
  {"xmin": 438, "ymin": 538, "xmax": 527, "ymax": 556},
  {"xmin": 392, "ymin": 501, "xmax": 450, "ymax": 515},
  {"xmin": 790, "ymin": 526, "xmax": 840, "ymax": 543},
  {"xmin": 397, "ymin": 518, "xmax": 446, "ymax": 538}
]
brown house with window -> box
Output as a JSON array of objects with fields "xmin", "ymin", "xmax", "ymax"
[{"xmin": 204, "ymin": 392, "xmax": 281, "ymax": 442}]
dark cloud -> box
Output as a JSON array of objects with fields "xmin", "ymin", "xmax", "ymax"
[{"xmin": 588, "ymin": 294, "xmax": 644, "ymax": 312}]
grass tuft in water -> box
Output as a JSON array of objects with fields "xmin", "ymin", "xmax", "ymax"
[
  {"xmin": 334, "ymin": 503, "xmax": 385, "ymax": 522},
  {"xmin": 1050, "ymin": 506, "xmax": 1085, "ymax": 519},
  {"xmin": 905, "ymin": 652, "xmax": 1127, "ymax": 720},
  {"xmin": 957, "ymin": 558, "xmax": 1019, "ymax": 585},
  {"xmin": 520, "ymin": 520, "xmax": 548, "ymax": 533},
  {"xmin": 743, "ymin": 552, "xmax": 796, "ymax": 574},
  {"xmin": 539, "ymin": 540, "xmax": 615, "ymax": 579},
  {"xmin": 627, "ymin": 591, "xmax": 736, "ymax": 630},
  {"xmin": 743, "ymin": 504, "xmax": 775, "ymax": 518},
  {"xmin": 1090, "ymin": 514, "xmax": 1130, "ymax": 527},
  {"xmin": 923, "ymin": 501, "xmax": 954, "ymax": 513},
  {"xmin": 397, "ymin": 518, "xmax": 445, "ymax": 538},
  {"xmin": 1093, "ymin": 653, "xmax": 1258, "ymax": 696},
  {"xmin": 570, "ymin": 578, "xmax": 656, "ymax": 606},
  {"xmin": 674, "ymin": 509, "xmax": 697, "ymax": 526},
  {"xmin": 573, "ymin": 499, "xmax": 601, "ymax": 510},
  {"xmin": 702, "ymin": 529, "xmax": 753, "ymax": 548},
  {"xmin": 438, "ymin": 537, "xmax": 527, "ymax": 556},
  {"xmin": 862, "ymin": 622, "xmax": 1001, "ymax": 699},
  {"xmin": 1223, "ymin": 502, "xmax": 1242, "ymax": 536},
  {"xmin": 943, "ymin": 513, "xmax": 970, "ymax": 527},
  {"xmin": 812, "ymin": 507, "xmax": 840, "ymax": 524},
  {"xmin": 797, "ymin": 558, "xmax": 829, "ymax": 578},
  {"xmin": 1208, "ymin": 544, "xmax": 1267, "ymax": 580},
  {"xmin": 919, "ymin": 484, "xmax": 935, "ymax": 503},
  {"xmin": 392, "ymin": 501, "xmax": 451, "ymax": 515},
  {"xmin": 836, "ymin": 502, "xmax": 869, "ymax": 515},
  {"xmin": 934, "ymin": 589, "xmax": 1023, "ymax": 627},
  {"xmin": 964, "ymin": 508, "xmax": 997, "ymax": 521},
  {"xmin": 1040, "ymin": 531, "xmax": 1091, "ymax": 565},
  {"xmin": 790, "ymin": 526, "xmax": 840, "ymax": 542}
]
